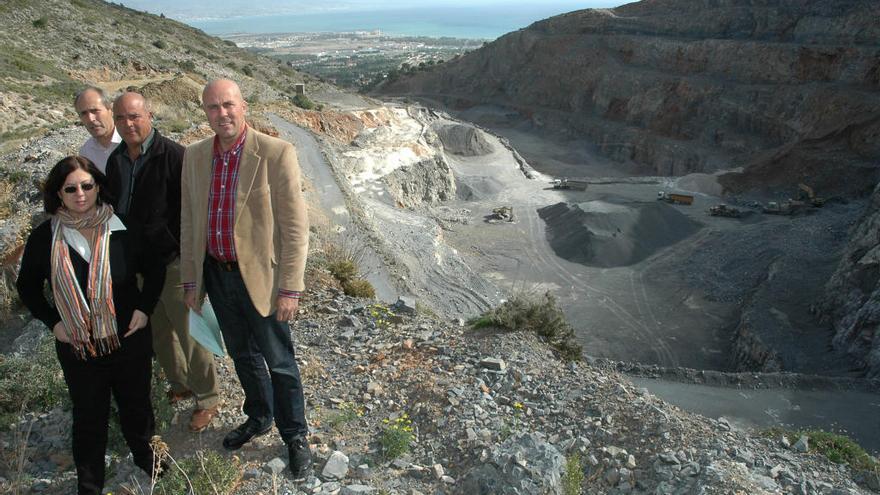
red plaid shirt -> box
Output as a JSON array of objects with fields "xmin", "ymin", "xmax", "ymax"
[
  {"xmin": 189, "ymin": 128, "xmax": 300, "ymax": 300},
  {"xmin": 206, "ymin": 129, "xmax": 247, "ymax": 262}
]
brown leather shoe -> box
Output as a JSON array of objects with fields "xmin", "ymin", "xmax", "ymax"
[
  {"xmin": 189, "ymin": 406, "xmax": 219, "ymax": 432},
  {"xmin": 167, "ymin": 389, "xmax": 193, "ymax": 404}
]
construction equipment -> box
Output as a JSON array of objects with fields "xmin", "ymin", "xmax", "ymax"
[
  {"xmin": 708, "ymin": 204, "xmax": 742, "ymax": 218},
  {"xmin": 487, "ymin": 206, "xmax": 515, "ymax": 223},
  {"xmin": 657, "ymin": 191, "xmax": 694, "ymax": 205},
  {"xmin": 797, "ymin": 183, "xmax": 826, "ymax": 207},
  {"xmin": 762, "ymin": 199, "xmax": 809, "ymax": 215},
  {"xmin": 550, "ymin": 178, "xmax": 589, "ymax": 191}
]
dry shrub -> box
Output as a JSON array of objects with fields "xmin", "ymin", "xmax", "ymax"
[
  {"xmin": 342, "ymin": 278, "xmax": 375, "ymax": 298},
  {"xmin": 320, "ymin": 233, "xmax": 367, "ymax": 284},
  {"xmin": 329, "ymin": 259, "xmax": 357, "ymax": 283}
]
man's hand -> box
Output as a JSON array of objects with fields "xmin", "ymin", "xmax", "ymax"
[
  {"xmin": 276, "ymin": 296, "xmax": 300, "ymax": 322},
  {"xmin": 52, "ymin": 322, "xmax": 71, "ymax": 343},
  {"xmin": 123, "ymin": 310, "xmax": 149, "ymax": 337},
  {"xmin": 184, "ymin": 289, "xmax": 202, "ymax": 314}
]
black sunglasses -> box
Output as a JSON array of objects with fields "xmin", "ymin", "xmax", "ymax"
[{"xmin": 63, "ymin": 182, "xmax": 96, "ymax": 194}]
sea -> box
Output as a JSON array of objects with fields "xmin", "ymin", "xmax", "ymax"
[{"xmin": 187, "ymin": 3, "xmax": 616, "ymax": 39}]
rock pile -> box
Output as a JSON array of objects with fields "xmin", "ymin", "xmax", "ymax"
[{"xmin": 432, "ymin": 123, "xmax": 493, "ymax": 157}]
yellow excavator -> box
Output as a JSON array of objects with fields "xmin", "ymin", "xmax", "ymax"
[{"xmin": 797, "ymin": 183, "xmax": 826, "ymax": 207}]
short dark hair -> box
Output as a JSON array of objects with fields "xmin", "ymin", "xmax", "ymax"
[
  {"xmin": 73, "ymin": 87, "xmax": 111, "ymax": 109},
  {"xmin": 43, "ymin": 156, "xmax": 113, "ymax": 214}
]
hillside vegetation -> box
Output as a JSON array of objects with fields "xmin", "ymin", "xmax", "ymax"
[{"xmin": 0, "ymin": 0, "xmax": 329, "ymax": 150}]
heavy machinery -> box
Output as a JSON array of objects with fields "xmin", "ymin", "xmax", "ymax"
[
  {"xmin": 797, "ymin": 183, "xmax": 826, "ymax": 207},
  {"xmin": 487, "ymin": 206, "xmax": 515, "ymax": 223},
  {"xmin": 657, "ymin": 191, "xmax": 694, "ymax": 205},
  {"xmin": 550, "ymin": 178, "xmax": 589, "ymax": 191},
  {"xmin": 762, "ymin": 200, "xmax": 808, "ymax": 215},
  {"xmin": 708, "ymin": 204, "xmax": 742, "ymax": 218}
]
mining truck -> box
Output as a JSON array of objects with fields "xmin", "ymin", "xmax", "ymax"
[
  {"xmin": 708, "ymin": 204, "xmax": 742, "ymax": 218},
  {"xmin": 657, "ymin": 191, "xmax": 694, "ymax": 205},
  {"xmin": 550, "ymin": 178, "xmax": 589, "ymax": 191}
]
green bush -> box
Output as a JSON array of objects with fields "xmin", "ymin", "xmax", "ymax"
[
  {"xmin": 0, "ymin": 336, "xmax": 69, "ymax": 429},
  {"xmin": 379, "ymin": 414, "xmax": 415, "ymax": 460},
  {"xmin": 1, "ymin": 168, "xmax": 29, "ymax": 185},
  {"xmin": 471, "ymin": 292, "xmax": 582, "ymax": 360},
  {"xmin": 342, "ymin": 279, "xmax": 375, "ymax": 298},
  {"xmin": 32, "ymin": 16, "xmax": 48, "ymax": 28},
  {"xmin": 178, "ymin": 60, "xmax": 196, "ymax": 72},
  {"xmin": 155, "ymin": 450, "xmax": 240, "ymax": 495},
  {"xmin": 768, "ymin": 428, "xmax": 878, "ymax": 472},
  {"xmin": 327, "ymin": 402, "xmax": 364, "ymax": 431},
  {"xmin": 293, "ymin": 94, "xmax": 316, "ymax": 110},
  {"xmin": 366, "ymin": 304, "xmax": 395, "ymax": 330},
  {"xmin": 328, "ymin": 259, "xmax": 357, "ymax": 283},
  {"xmin": 809, "ymin": 431, "xmax": 873, "ymax": 467},
  {"xmin": 152, "ymin": 39, "xmax": 167, "ymax": 49},
  {"xmin": 321, "ymin": 235, "xmax": 368, "ymax": 290}
]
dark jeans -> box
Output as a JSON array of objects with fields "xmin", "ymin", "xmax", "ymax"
[
  {"xmin": 56, "ymin": 329, "xmax": 155, "ymax": 495},
  {"xmin": 204, "ymin": 258, "xmax": 308, "ymax": 443}
]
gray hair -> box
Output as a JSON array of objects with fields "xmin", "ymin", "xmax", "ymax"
[{"xmin": 73, "ymin": 86, "xmax": 112, "ymax": 109}]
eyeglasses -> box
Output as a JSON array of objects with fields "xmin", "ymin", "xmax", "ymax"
[{"xmin": 62, "ymin": 182, "xmax": 96, "ymax": 194}]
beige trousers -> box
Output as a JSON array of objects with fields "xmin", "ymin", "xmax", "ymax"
[{"xmin": 151, "ymin": 259, "xmax": 220, "ymax": 409}]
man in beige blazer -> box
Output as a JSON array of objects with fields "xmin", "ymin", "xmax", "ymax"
[{"xmin": 180, "ymin": 79, "xmax": 311, "ymax": 478}]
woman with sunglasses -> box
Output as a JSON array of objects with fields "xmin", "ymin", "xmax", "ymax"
[{"xmin": 16, "ymin": 156, "xmax": 166, "ymax": 494}]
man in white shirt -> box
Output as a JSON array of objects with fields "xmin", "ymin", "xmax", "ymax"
[{"xmin": 75, "ymin": 87, "xmax": 121, "ymax": 173}]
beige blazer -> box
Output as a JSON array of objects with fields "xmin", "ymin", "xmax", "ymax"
[{"xmin": 180, "ymin": 127, "xmax": 309, "ymax": 316}]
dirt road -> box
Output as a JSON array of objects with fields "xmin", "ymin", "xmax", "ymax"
[{"xmin": 268, "ymin": 114, "xmax": 399, "ymax": 302}]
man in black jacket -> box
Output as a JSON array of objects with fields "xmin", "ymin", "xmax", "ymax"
[{"xmin": 107, "ymin": 92, "xmax": 220, "ymax": 432}]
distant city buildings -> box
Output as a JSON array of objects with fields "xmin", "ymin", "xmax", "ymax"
[{"xmin": 228, "ymin": 31, "xmax": 480, "ymax": 90}]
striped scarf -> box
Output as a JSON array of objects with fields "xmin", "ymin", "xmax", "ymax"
[{"xmin": 51, "ymin": 204, "xmax": 118, "ymax": 359}]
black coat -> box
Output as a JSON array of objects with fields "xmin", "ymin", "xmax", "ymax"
[
  {"xmin": 16, "ymin": 220, "xmax": 165, "ymax": 336},
  {"xmin": 106, "ymin": 130, "xmax": 184, "ymax": 265}
]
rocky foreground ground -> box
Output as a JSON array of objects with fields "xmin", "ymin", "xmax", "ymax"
[{"xmin": 2, "ymin": 282, "xmax": 877, "ymax": 494}]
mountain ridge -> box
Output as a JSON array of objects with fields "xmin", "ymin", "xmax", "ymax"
[{"xmin": 375, "ymin": 0, "xmax": 880, "ymax": 196}]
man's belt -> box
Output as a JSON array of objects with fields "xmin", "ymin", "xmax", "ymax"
[{"xmin": 207, "ymin": 256, "xmax": 238, "ymax": 272}]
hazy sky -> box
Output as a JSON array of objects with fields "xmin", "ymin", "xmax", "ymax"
[{"xmin": 117, "ymin": 0, "xmax": 623, "ymax": 21}]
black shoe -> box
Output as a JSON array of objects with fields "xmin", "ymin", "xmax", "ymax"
[
  {"xmin": 287, "ymin": 435, "xmax": 312, "ymax": 479},
  {"xmin": 222, "ymin": 420, "xmax": 273, "ymax": 450}
]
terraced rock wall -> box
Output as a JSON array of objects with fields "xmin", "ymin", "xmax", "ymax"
[{"xmin": 377, "ymin": 0, "xmax": 880, "ymax": 196}]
